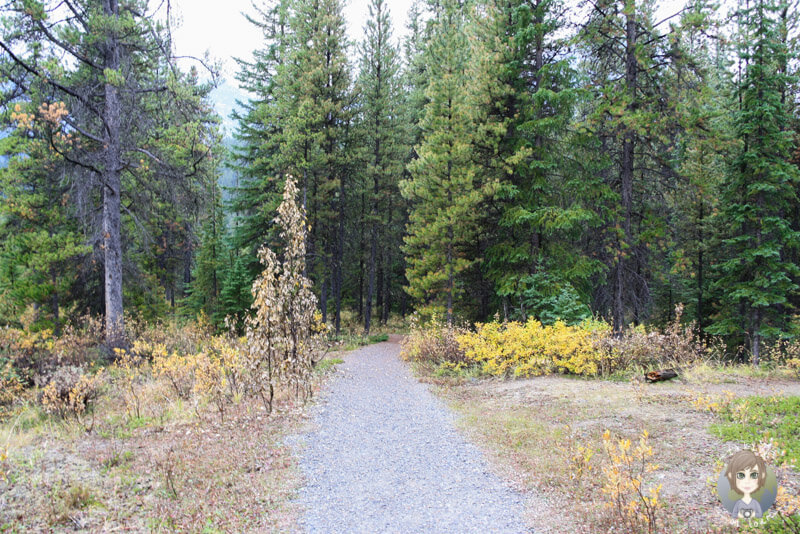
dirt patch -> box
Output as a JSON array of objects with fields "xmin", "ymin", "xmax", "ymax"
[{"xmin": 437, "ymin": 373, "xmax": 800, "ymax": 533}]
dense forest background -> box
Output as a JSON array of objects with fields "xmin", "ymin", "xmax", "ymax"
[{"xmin": 1, "ymin": 0, "xmax": 799, "ymax": 361}]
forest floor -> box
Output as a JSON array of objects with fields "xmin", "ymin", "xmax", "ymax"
[
  {"xmin": 0, "ymin": 362, "xmax": 359, "ymax": 533},
  {"xmin": 426, "ymin": 368, "xmax": 800, "ymax": 533},
  {"xmin": 4, "ymin": 334, "xmax": 799, "ymax": 533}
]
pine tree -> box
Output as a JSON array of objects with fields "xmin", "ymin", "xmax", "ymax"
[
  {"xmin": 0, "ymin": 107, "xmax": 89, "ymax": 332},
  {"xmin": 231, "ymin": 0, "xmax": 353, "ymax": 332},
  {"xmin": 577, "ymin": 0, "xmax": 690, "ymax": 331},
  {"xmin": 710, "ymin": 0, "xmax": 800, "ymax": 363},
  {"xmin": 401, "ymin": 0, "xmax": 491, "ymax": 325},
  {"xmin": 185, "ymin": 178, "xmax": 227, "ymax": 322},
  {"xmin": 0, "ymin": 0, "xmax": 220, "ymax": 344},
  {"xmin": 229, "ymin": 0, "xmax": 292, "ymax": 274},
  {"xmin": 468, "ymin": 0, "xmax": 597, "ymax": 323},
  {"xmin": 356, "ymin": 0, "xmax": 404, "ymax": 334}
]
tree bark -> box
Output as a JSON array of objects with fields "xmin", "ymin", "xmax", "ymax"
[
  {"xmin": 103, "ymin": 0, "xmax": 124, "ymax": 347},
  {"xmin": 613, "ymin": 0, "xmax": 637, "ymax": 335}
]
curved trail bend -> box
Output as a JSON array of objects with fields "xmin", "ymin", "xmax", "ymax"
[{"xmin": 292, "ymin": 337, "xmax": 530, "ymax": 534}]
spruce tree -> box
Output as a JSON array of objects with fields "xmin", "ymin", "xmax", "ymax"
[
  {"xmin": 356, "ymin": 0, "xmax": 403, "ymax": 334},
  {"xmin": 710, "ymin": 0, "xmax": 800, "ymax": 363},
  {"xmin": 468, "ymin": 0, "xmax": 596, "ymax": 323},
  {"xmin": 401, "ymin": 0, "xmax": 490, "ymax": 325}
]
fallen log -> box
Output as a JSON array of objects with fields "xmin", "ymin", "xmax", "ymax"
[{"xmin": 644, "ymin": 368, "xmax": 678, "ymax": 383}]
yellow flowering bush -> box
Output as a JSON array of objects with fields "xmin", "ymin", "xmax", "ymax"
[{"xmin": 457, "ymin": 318, "xmax": 612, "ymax": 377}]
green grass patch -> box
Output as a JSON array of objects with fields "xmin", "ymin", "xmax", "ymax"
[
  {"xmin": 710, "ymin": 395, "xmax": 800, "ymax": 468},
  {"xmin": 315, "ymin": 358, "xmax": 344, "ymax": 373},
  {"xmin": 330, "ymin": 332, "xmax": 389, "ymax": 351}
]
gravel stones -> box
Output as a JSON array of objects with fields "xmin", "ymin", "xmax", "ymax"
[{"xmin": 292, "ymin": 340, "xmax": 530, "ymax": 534}]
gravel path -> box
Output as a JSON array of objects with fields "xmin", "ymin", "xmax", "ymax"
[{"xmin": 292, "ymin": 339, "xmax": 530, "ymax": 534}]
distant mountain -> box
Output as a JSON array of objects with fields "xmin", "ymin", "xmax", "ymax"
[{"xmin": 210, "ymin": 80, "xmax": 251, "ymax": 137}]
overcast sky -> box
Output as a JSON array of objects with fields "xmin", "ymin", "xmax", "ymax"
[
  {"xmin": 170, "ymin": 0, "xmax": 414, "ymax": 81},
  {"xmin": 167, "ymin": 0, "xmax": 690, "ymax": 132}
]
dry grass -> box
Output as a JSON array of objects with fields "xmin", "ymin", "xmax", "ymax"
[
  {"xmin": 0, "ymin": 371, "xmax": 335, "ymax": 532},
  {"xmin": 430, "ymin": 370, "xmax": 800, "ymax": 533}
]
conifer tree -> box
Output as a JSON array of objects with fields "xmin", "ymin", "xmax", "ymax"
[
  {"xmin": 468, "ymin": 0, "xmax": 597, "ymax": 323},
  {"xmin": 577, "ymin": 0, "xmax": 689, "ymax": 331},
  {"xmin": 356, "ymin": 0, "xmax": 404, "ymax": 334},
  {"xmin": 401, "ymin": 0, "xmax": 491, "ymax": 325},
  {"xmin": 0, "ymin": 103, "xmax": 89, "ymax": 332},
  {"xmin": 186, "ymin": 178, "xmax": 227, "ymax": 321},
  {"xmin": 0, "ymin": 0, "xmax": 220, "ymax": 344},
  {"xmin": 710, "ymin": 0, "xmax": 800, "ymax": 363},
  {"xmin": 229, "ymin": 0, "xmax": 291, "ymax": 273},
  {"xmin": 232, "ymin": 0, "xmax": 353, "ymax": 332}
]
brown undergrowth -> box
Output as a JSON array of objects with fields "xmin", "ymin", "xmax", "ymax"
[{"xmin": 0, "ymin": 367, "xmax": 338, "ymax": 532}]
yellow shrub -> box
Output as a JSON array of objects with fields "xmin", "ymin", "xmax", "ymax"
[
  {"xmin": 786, "ymin": 358, "xmax": 800, "ymax": 378},
  {"xmin": 192, "ymin": 350, "xmax": 229, "ymax": 421},
  {"xmin": 400, "ymin": 314, "xmax": 468, "ymax": 366},
  {"xmin": 0, "ymin": 360, "xmax": 24, "ymax": 410},
  {"xmin": 688, "ymin": 390, "xmax": 735, "ymax": 414},
  {"xmin": 151, "ymin": 346, "xmax": 195, "ymax": 400},
  {"xmin": 457, "ymin": 318, "xmax": 611, "ymax": 377},
  {"xmin": 600, "ymin": 429, "xmax": 663, "ymax": 534},
  {"xmin": 113, "ymin": 348, "xmax": 147, "ymax": 419},
  {"xmin": 40, "ymin": 366, "xmax": 103, "ymax": 422}
]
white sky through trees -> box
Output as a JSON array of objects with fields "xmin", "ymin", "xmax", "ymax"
[
  {"xmin": 171, "ymin": 0, "xmax": 414, "ymax": 78},
  {"xmin": 170, "ymin": 0, "xmax": 690, "ymax": 132}
]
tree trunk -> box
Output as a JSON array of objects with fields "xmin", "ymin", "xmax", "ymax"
[
  {"xmin": 752, "ymin": 308, "xmax": 761, "ymax": 366},
  {"xmin": 614, "ymin": 0, "xmax": 637, "ymax": 336},
  {"xmin": 321, "ymin": 275, "xmax": 328, "ymax": 324},
  {"xmin": 358, "ymin": 191, "xmax": 365, "ymax": 320},
  {"xmin": 335, "ymin": 172, "xmax": 345, "ymax": 335},
  {"xmin": 376, "ymin": 252, "xmax": 384, "ymax": 314},
  {"xmin": 365, "ymin": 230, "xmax": 376, "ymax": 335},
  {"xmin": 51, "ymin": 268, "xmax": 60, "ymax": 336},
  {"xmin": 381, "ymin": 202, "xmax": 393, "ymax": 325},
  {"xmin": 103, "ymin": 0, "xmax": 124, "ymax": 347},
  {"xmin": 697, "ymin": 201, "xmax": 704, "ymax": 331}
]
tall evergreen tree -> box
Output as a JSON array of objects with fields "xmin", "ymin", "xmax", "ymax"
[
  {"xmin": 0, "ymin": 0, "xmax": 220, "ymax": 344},
  {"xmin": 467, "ymin": 0, "xmax": 597, "ymax": 323},
  {"xmin": 709, "ymin": 0, "xmax": 800, "ymax": 362},
  {"xmin": 401, "ymin": 0, "xmax": 493, "ymax": 325},
  {"xmin": 356, "ymin": 0, "xmax": 404, "ymax": 334},
  {"xmin": 0, "ymin": 102, "xmax": 89, "ymax": 332}
]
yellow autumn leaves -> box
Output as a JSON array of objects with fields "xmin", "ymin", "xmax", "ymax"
[
  {"xmin": 457, "ymin": 318, "xmax": 613, "ymax": 377},
  {"xmin": 114, "ymin": 336, "xmax": 247, "ymax": 423}
]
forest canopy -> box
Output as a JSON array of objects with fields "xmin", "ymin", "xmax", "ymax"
[{"xmin": 1, "ymin": 0, "xmax": 799, "ymax": 363}]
